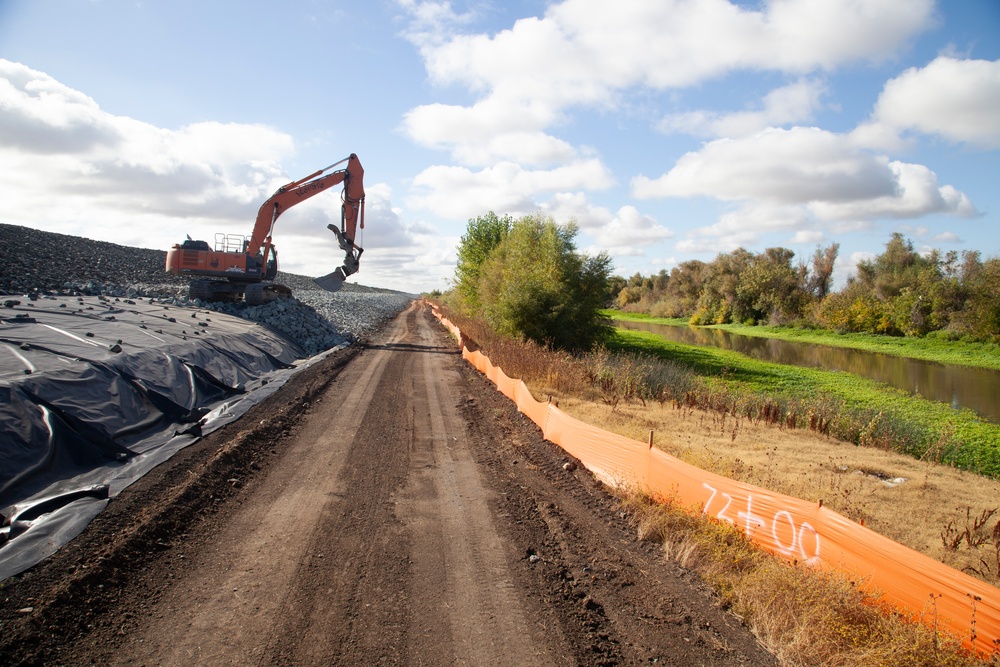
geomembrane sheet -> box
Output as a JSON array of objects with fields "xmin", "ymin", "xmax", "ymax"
[{"xmin": 0, "ymin": 293, "xmax": 337, "ymax": 580}]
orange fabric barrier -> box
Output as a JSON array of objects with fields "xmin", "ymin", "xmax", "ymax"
[{"xmin": 430, "ymin": 306, "xmax": 1000, "ymax": 655}]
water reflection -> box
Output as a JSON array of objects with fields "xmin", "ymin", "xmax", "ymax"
[{"xmin": 616, "ymin": 320, "xmax": 1000, "ymax": 424}]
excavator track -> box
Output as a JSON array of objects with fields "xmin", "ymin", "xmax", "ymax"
[
  {"xmin": 189, "ymin": 280, "xmax": 293, "ymax": 305},
  {"xmin": 187, "ymin": 279, "xmax": 217, "ymax": 302}
]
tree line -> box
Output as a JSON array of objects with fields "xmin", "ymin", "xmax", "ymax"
[
  {"xmin": 447, "ymin": 213, "xmax": 999, "ymax": 351},
  {"xmin": 613, "ymin": 233, "xmax": 1000, "ymax": 342}
]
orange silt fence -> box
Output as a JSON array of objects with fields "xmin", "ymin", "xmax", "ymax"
[{"xmin": 430, "ymin": 306, "xmax": 1000, "ymax": 655}]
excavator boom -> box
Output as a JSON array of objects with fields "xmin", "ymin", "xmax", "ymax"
[{"xmin": 248, "ymin": 153, "xmax": 365, "ymax": 259}]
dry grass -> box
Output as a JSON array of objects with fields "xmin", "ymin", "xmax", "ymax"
[
  {"xmin": 618, "ymin": 490, "xmax": 992, "ymax": 667},
  {"xmin": 439, "ymin": 306, "xmax": 590, "ymax": 392},
  {"xmin": 547, "ymin": 392, "xmax": 1000, "ymax": 588}
]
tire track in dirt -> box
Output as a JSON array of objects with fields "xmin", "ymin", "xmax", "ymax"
[
  {"xmin": 104, "ymin": 301, "xmax": 566, "ymax": 666},
  {"xmin": 104, "ymin": 305, "xmax": 411, "ymax": 666},
  {"xmin": 449, "ymin": 319, "xmax": 779, "ymax": 666},
  {"xmin": 395, "ymin": 307, "xmax": 560, "ymax": 666}
]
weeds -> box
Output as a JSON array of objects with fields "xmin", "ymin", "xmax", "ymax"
[
  {"xmin": 583, "ymin": 347, "xmax": 696, "ymax": 410},
  {"xmin": 941, "ymin": 507, "xmax": 1000, "ymax": 580},
  {"xmin": 434, "ymin": 303, "xmax": 1000, "ymax": 576},
  {"xmin": 437, "ymin": 305, "xmax": 589, "ymax": 393},
  {"xmin": 618, "ymin": 490, "xmax": 990, "ymax": 667}
]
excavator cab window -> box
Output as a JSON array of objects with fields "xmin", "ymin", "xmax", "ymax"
[{"xmin": 181, "ymin": 239, "xmax": 211, "ymax": 251}]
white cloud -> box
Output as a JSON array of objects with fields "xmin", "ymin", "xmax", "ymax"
[
  {"xmin": 932, "ymin": 231, "xmax": 961, "ymax": 243},
  {"xmin": 407, "ymin": 159, "xmax": 613, "ymax": 219},
  {"xmin": 0, "ymin": 59, "xmax": 295, "ymax": 231},
  {"xmin": 399, "ymin": 0, "xmax": 935, "ymax": 166},
  {"xmin": 410, "ymin": 0, "xmax": 931, "ymax": 100},
  {"xmin": 658, "ymin": 78, "xmax": 829, "ymax": 137},
  {"xmin": 0, "ymin": 60, "xmax": 114, "ymax": 154},
  {"xmin": 395, "ymin": 0, "xmax": 478, "ymax": 49},
  {"xmin": 865, "ymin": 56, "xmax": 1000, "ymax": 149},
  {"xmin": 540, "ymin": 191, "xmax": 614, "ymax": 230},
  {"xmin": 540, "ymin": 192, "xmax": 673, "ymax": 257},
  {"xmin": 897, "ymin": 224, "xmax": 931, "ymax": 238},
  {"xmin": 590, "ymin": 205, "xmax": 673, "ymax": 255},
  {"xmin": 633, "ymin": 127, "xmax": 976, "ymax": 248},
  {"xmin": 674, "ymin": 201, "xmax": 809, "ymax": 253},
  {"xmin": 401, "ymin": 98, "xmax": 574, "ymax": 166},
  {"xmin": 396, "ymin": 1, "xmax": 946, "ymax": 245},
  {"xmin": 674, "ymin": 236, "xmax": 742, "ymax": 255},
  {"xmin": 808, "ymin": 161, "xmax": 977, "ymax": 220},
  {"xmin": 651, "ymin": 256, "xmax": 678, "ymax": 270},
  {"xmin": 634, "ymin": 127, "xmax": 902, "ymax": 203},
  {"xmin": 791, "ymin": 230, "xmax": 825, "ymax": 244}
]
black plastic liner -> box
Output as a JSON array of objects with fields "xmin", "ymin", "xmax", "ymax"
[{"xmin": 0, "ymin": 294, "xmax": 338, "ymax": 580}]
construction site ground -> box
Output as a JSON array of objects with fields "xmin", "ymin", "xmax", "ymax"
[{"xmin": 0, "ymin": 301, "xmax": 776, "ymax": 666}]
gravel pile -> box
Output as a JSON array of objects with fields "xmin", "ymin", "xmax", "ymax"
[
  {"xmin": 2, "ymin": 223, "xmax": 417, "ymax": 355},
  {"xmin": 202, "ymin": 289, "xmax": 414, "ymax": 354}
]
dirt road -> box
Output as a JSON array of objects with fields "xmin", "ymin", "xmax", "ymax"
[{"xmin": 1, "ymin": 302, "xmax": 775, "ymax": 666}]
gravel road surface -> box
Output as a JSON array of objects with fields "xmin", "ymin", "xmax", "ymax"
[{"xmin": 0, "ymin": 301, "xmax": 776, "ymax": 666}]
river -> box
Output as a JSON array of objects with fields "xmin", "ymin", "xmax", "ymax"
[{"xmin": 615, "ymin": 320, "xmax": 1000, "ymax": 424}]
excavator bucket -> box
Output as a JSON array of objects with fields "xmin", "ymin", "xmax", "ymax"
[
  {"xmin": 313, "ymin": 267, "xmax": 347, "ymax": 292},
  {"xmin": 313, "ymin": 223, "xmax": 362, "ymax": 292}
]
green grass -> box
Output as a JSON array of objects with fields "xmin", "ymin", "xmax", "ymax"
[
  {"xmin": 603, "ymin": 309, "xmax": 1000, "ymax": 371},
  {"xmin": 608, "ymin": 328, "xmax": 1000, "ymax": 478}
]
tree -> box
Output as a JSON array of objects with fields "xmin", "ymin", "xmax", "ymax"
[
  {"xmin": 857, "ymin": 233, "xmax": 927, "ymax": 300},
  {"xmin": 692, "ymin": 249, "xmax": 752, "ymax": 324},
  {"xmin": 659, "ymin": 260, "xmax": 708, "ymax": 318},
  {"xmin": 454, "ymin": 212, "xmax": 513, "ymax": 311},
  {"xmin": 953, "ymin": 255, "xmax": 1000, "ymax": 342},
  {"xmin": 808, "ymin": 243, "xmax": 839, "ymax": 299},
  {"xmin": 606, "ymin": 275, "xmax": 628, "ymax": 306},
  {"xmin": 733, "ymin": 248, "xmax": 808, "ymax": 325},
  {"xmin": 476, "ymin": 216, "xmax": 613, "ymax": 351},
  {"xmin": 652, "ymin": 269, "xmax": 670, "ymax": 293},
  {"xmin": 617, "ymin": 285, "xmax": 643, "ymax": 308}
]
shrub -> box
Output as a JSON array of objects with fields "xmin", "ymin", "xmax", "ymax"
[{"xmin": 476, "ymin": 215, "xmax": 613, "ymax": 351}]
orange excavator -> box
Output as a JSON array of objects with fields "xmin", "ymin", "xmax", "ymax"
[{"xmin": 166, "ymin": 153, "xmax": 365, "ymax": 304}]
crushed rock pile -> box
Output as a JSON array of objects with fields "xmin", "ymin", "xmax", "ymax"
[
  {"xmin": 195, "ymin": 290, "xmax": 414, "ymax": 355},
  {"xmin": 2, "ymin": 223, "xmax": 416, "ymax": 355}
]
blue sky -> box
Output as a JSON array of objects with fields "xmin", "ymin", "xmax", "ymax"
[{"xmin": 1, "ymin": 0, "xmax": 997, "ymax": 293}]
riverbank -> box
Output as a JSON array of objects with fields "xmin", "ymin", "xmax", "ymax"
[
  {"xmin": 609, "ymin": 327, "xmax": 1000, "ymax": 478},
  {"xmin": 605, "ymin": 310, "xmax": 1000, "ymax": 371}
]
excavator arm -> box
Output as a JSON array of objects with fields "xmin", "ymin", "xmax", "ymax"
[
  {"xmin": 249, "ymin": 153, "xmax": 365, "ymax": 286},
  {"xmin": 166, "ymin": 153, "xmax": 365, "ymax": 301}
]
